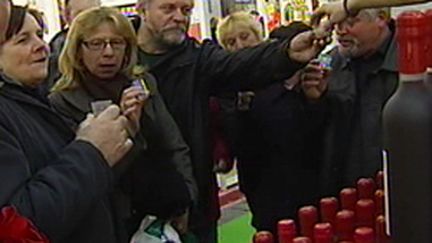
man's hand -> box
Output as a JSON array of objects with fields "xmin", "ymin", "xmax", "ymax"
[
  {"xmin": 76, "ymin": 105, "xmax": 133, "ymax": 167},
  {"xmin": 120, "ymin": 86, "xmax": 148, "ymax": 137},
  {"xmin": 288, "ymin": 24, "xmax": 332, "ymax": 63},
  {"xmin": 301, "ymin": 60, "xmax": 329, "ymax": 100},
  {"xmin": 311, "ymin": 2, "xmax": 348, "ymax": 26}
]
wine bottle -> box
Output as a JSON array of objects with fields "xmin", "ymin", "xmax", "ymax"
[
  {"xmin": 314, "ymin": 222, "xmax": 333, "ymax": 243},
  {"xmin": 335, "ymin": 210, "xmax": 355, "ymax": 241},
  {"xmin": 298, "ymin": 206, "xmax": 318, "ymax": 239},
  {"xmin": 424, "ymin": 9, "xmax": 432, "ymax": 88},
  {"xmin": 340, "ymin": 188, "xmax": 357, "ymax": 211},
  {"xmin": 253, "ymin": 231, "xmax": 274, "ymax": 243},
  {"xmin": 375, "ymin": 215, "xmax": 391, "ymax": 243},
  {"xmin": 374, "ymin": 190, "xmax": 384, "ymax": 217},
  {"xmin": 320, "ymin": 197, "xmax": 339, "ymax": 225},
  {"xmin": 353, "ymin": 227, "xmax": 374, "ymax": 243},
  {"xmin": 357, "ymin": 178, "xmax": 375, "ymax": 200},
  {"xmin": 292, "ymin": 236, "xmax": 312, "ymax": 243},
  {"xmin": 375, "ymin": 171, "xmax": 384, "ymax": 190},
  {"xmin": 382, "ymin": 11, "xmax": 432, "ymax": 243},
  {"xmin": 355, "ymin": 199, "xmax": 375, "ymax": 228},
  {"xmin": 278, "ymin": 219, "xmax": 296, "ymax": 243}
]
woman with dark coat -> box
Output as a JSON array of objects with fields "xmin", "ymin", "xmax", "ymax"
[
  {"xmin": 217, "ymin": 14, "xmax": 327, "ymax": 235},
  {"xmin": 0, "ymin": 6, "xmax": 134, "ymax": 242},
  {"xmin": 49, "ymin": 7, "xmax": 197, "ymax": 237}
]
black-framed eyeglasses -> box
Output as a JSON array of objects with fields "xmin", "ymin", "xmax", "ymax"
[{"xmin": 82, "ymin": 38, "xmax": 127, "ymax": 51}]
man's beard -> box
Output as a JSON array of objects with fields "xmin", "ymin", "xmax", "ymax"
[
  {"xmin": 157, "ymin": 28, "xmax": 186, "ymax": 48},
  {"xmin": 337, "ymin": 38, "xmax": 361, "ymax": 58}
]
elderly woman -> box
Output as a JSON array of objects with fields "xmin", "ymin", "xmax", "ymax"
[
  {"xmin": 49, "ymin": 7, "xmax": 196, "ymax": 237},
  {"xmin": 0, "ymin": 5, "xmax": 133, "ymax": 243},
  {"xmin": 217, "ymin": 12, "xmax": 326, "ymax": 236}
]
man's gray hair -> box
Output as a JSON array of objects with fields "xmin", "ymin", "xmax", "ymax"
[{"xmin": 359, "ymin": 7, "xmax": 390, "ymax": 20}]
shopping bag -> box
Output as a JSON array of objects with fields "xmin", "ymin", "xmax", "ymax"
[{"xmin": 130, "ymin": 215, "xmax": 181, "ymax": 243}]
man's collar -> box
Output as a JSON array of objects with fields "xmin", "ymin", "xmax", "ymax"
[
  {"xmin": 380, "ymin": 33, "xmax": 397, "ymax": 72},
  {"xmin": 139, "ymin": 36, "xmax": 196, "ymax": 68}
]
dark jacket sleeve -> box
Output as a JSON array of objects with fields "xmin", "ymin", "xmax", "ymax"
[
  {"xmin": 146, "ymin": 74, "xmax": 198, "ymax": 204},
  {"xmin": 198, "ymin": 39, "xmax": 306, "ymax": 95},
  {"xmin": 0, "ymin": 123, "xmax": 113, "ymax": 240}
]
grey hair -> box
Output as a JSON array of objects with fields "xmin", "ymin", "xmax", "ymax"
[{"xmin": 358, "ymin": 8, "xmax": 390, "ymax": 20}]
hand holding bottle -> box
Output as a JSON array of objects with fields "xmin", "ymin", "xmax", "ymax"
[
  {"xmin": 120, "ymin": 84, "xmax": 149, "ymax": 137},
  {"xmin": 300, "ymin": 59, "xmax": 330, "ymax": 100},
  {"xmin": 76, "ymin": 105, "xmax": 133, "ymax": 167}
]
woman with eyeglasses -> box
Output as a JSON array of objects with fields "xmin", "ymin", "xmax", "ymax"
[{"xmin": 49, "ymin": 7, "xmax": 197, "ymax": 239}]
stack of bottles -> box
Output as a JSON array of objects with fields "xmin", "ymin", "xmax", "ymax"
[{"xmin": 253, "ymin": 171, "xmax": 391, "ymax": 243}]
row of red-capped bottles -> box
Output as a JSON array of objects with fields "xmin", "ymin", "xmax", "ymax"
[
  {"xmin": 254, "ymin": 223, "xmax": 384, "ymax": 243},
  {"xmin": 255, "ymin": 8, "xmax": 432, "ymax": 243},
  {"xmin": 253, "ymin": 171, "xmax": 390, "ymax": 243}
]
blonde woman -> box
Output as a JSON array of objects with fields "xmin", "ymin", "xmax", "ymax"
[
  {"xmin": 49, "ymin": 7, "xmax": 197, "ymax": 239},
  {"xmin": 217, "ymin": 12, "xmax": 263, "ymax": 52},
  {"xmin": 217, "ymin": 14, "xmax": 325, "ymax": 237}
]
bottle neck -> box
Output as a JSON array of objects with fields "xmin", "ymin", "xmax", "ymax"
[{"xmin": 399, "ymin": 73, "xmax": 425, "ymax": 83}]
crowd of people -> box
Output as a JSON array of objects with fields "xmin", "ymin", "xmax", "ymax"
[{"xmin": 0, "ymin": 0, "xmax": 430, "ymax": 242}]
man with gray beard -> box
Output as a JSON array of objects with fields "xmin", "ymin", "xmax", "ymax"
[
  {"xmin": 305, "ymin": 8, "xmax": 398, "ymax": 195},
  {"xmin": 134, "ymin": 0, "xmax": 332, "ymax": 242}
]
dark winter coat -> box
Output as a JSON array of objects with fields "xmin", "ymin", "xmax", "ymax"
[
  {"xmin": 137, "ymin": 36, "xmax": 305, "ymax": 229},
  {"xmin": 234, "ymin": 82, "xmax": 326, "ymax": 233},
  {"xmin": 320, "ymin": 31, "xmax": 398, "ymax": 195},
  {"xmin": 0, "ymin": 77, "xmax": 120, "ymax": 243},
  {"xmin": 49, "ymin": 73, "xmax": 197, "ymax": 233},
  {"xmin": 45, "ymin": 29, "xmax": 67, "ymax": 90}
]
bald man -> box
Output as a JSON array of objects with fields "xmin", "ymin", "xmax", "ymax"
[{"xmin": 0, "ymin": 0, "xmax": 11, "ymax": 44}]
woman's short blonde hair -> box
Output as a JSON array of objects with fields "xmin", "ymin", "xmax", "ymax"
[
  {"xmin": 216, "ymin": 11, "xmax": 263, "ymax": 49},
  {"xmin": 52, "ymin": 7, "xmax": 138, "ymax": 92}
]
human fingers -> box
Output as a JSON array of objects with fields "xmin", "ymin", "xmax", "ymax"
[{"xmin": 98, "ymin": 105, "xmax": 121, "ymax": 120}]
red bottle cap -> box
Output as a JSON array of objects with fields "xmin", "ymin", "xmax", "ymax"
[
  {"xmin": 397, "ymin": 11, "xmax": 428, "ymax": 74},
  {"xmin": 375, "ymin": 215, "xmax": 391, "ymax": 243},
  {"xmin": 356, "ymin": 199, "xmax": 375, "ymax": 228},
  {"xmin": 253, "ymin": 231, "xmax": 274, "ymax": 243},
  {"xmin": 357, "ymin": 178, "xmax": 375, "ymax": 199},
  {"xmin": 336, "ymin": 210, "xmax": 355, "ymax": 241},
  {"xmin": 314, "ymin": 222, "xmax": 333, "ymax": 243},
  {"xmin": 425, "ymin": 9, "xmax": 432, "ymax": 68},
  {"xmin": 354, "ymin": 227, "xmax": 375, "ymax": 243},
  {"xmin": 340, "ymin": 188, "xmax": 358, "ymax": 211},
  {"xmin": 375, "ymin": 171, "xmax": 384, "ymax": 190},
  {"xmin": 298, "ymin": 206, "xmax": 318, "ymax": 238},
  {"xmin": 293, "ymin": 236, "xmax": 312, "ymax": 243},
  {"xmin": 374, "ymin": 190, "xmax": 384, "ymax": 216},
  {"xmin": 278, "ymin": 219, "xmax": 296, "ymax": 243},
  {"xmin": 320, "ymin": 197, "xmax": 339, "ymax": 225}
]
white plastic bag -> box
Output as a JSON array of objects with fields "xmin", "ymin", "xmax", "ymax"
[{"xmin": 130, "ymin": 215, "xmax": 181, "ymax": 243}]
